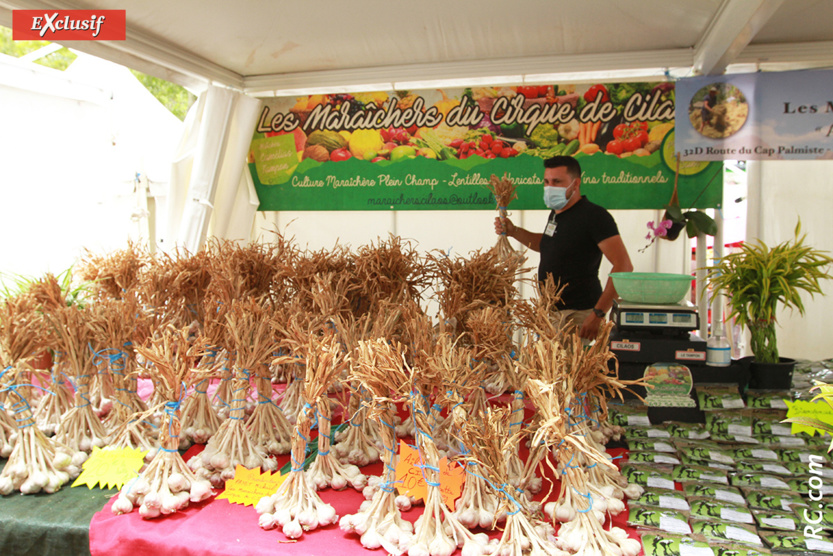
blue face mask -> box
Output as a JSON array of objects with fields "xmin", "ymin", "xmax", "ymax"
[{"xmin": 543, "ymin": 182, "xmax": 574, "ymax": 211}]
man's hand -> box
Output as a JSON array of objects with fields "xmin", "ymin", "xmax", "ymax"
[
  {"xmin": 579, "ymin": 311, "xmax": 603, "ymax": 339},
  {"xmin": 494, "ymin": 216, "xmax": 515, "ymax": 236}
]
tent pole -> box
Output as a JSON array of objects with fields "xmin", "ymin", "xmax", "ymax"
[{"xmin": 696, "ymin": 223, "xmax": 708, "ymax": 340}]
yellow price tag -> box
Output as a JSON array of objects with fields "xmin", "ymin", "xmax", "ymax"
[
  {"xmin": 216, "ymin": 465, "xmax": 286, "ymax": 507},
  {"xmin": 71, "ymin": 446, "xmax": 146, "ymax": 490},
  {"xmin": 784, "ymin": 399, "xmax": 833, "ymax": 436}
]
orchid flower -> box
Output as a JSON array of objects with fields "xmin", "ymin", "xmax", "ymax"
[{"xmin": 639, "ymin": 219, "xmax": 674, "ymax": 252}]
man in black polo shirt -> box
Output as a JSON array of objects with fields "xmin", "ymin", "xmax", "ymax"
[{"xmin": 494, "ymin": 155, "xmax": 633, "ymax": 339}]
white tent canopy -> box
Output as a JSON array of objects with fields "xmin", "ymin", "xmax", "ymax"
[
  {"xmin": 1, "ymin": 0, "xmax": 832, "ymax": 360},
  {"xmin": 2, "ymin": 0, "xmax": 833, "ymax": 94}
]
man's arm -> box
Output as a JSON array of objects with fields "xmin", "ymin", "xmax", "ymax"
[
  {"xmin": 579, "ymin": 234, "xmax": 633, "ymax": 338},
  {"xmin": 494, "ymin": 217, "xmax": 543, "ymax": 252}
]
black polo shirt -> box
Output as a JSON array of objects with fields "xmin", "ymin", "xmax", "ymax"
[{"xmin": 538, "ymin": 196, "xmax": 619, "ymax": 310}]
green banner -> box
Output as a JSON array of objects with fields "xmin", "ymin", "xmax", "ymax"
[{"xmin": 249, "ymin": 83, "xmax": 722, "ymax": 211}]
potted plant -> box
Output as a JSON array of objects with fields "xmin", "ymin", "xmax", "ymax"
[{"xmin": 705, "ymin": 221, "xmax": 833, "ymax": 389}]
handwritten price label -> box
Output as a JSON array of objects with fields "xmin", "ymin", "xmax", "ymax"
[
  {"xmin": 784, "ymin": 399, "xmax": 833, "ymax": 436},
  {"xmin": 71, "ymin": 446, "xmax": 146, "ymax": 490},
  {"xmin": 216, "ymin": 465, "xmax": 286, "ymax": 506},
  {"xmin": 395, "ymin": 440, "xmax": 465, "ymax": 510}
]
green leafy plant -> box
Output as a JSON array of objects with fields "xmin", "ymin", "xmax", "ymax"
[
  {"xmin": 705, "ymin": 221, "xmax": 833, "ymax": 363},
  {"xmin": 662, "ymin": 202, "xmax": 717, "ymax": 239},
  {"xmin": 0, "ymin": 268, "xmax": 90, "ymax": 307}
]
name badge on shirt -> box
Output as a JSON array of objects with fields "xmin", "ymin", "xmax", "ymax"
[{"xmin": 544, "ymin": 221, "xmax": 556, "ymax": 237}]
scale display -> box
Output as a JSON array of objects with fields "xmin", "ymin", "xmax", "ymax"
[{"xmin": 613, "ymin": 301, "xmax": 699, "ymax": 332}]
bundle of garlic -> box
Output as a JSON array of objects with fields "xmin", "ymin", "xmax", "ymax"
[
  {"xmin": 332, "ymin": 384, "xmax": 382, "ymax": 466},
  {"xmin": 177, "ymin": 328, "xmax": 227, "ymax": 449},
  {"xmin": 434, "ymin": 333, "xmax": 505, "ymax": 532},
  {"xmin": 459, "ymin": 406, "xmax": 567, "ymax": 556},
  {"xmin": 87, "ymin": 297, "xmax": 150, "ymax": 433},
  {"xmin": 0, "ymin": 294, "xmax": 84, "ymax": 494},
  {"xmin": 111, "ymin": 325, "xmax": 214, "ymax": 518},
  {"xmin": 332, "ymin": 311, "xmax": 403, "ymax": 467},
  {"xmin": 46, "ymin": 303, "xmax": 111, "ymax": 453},
  {"xmin": 189, "ymin": 299, "xmax": 278, "ymax": 486},
  {"xmin": 397, "ymin": 330, "xmax": 493, "ymax": 556},
  {"xmin": 463, "ymin": 305, "xmax": 544, "ymax": 501},
  {"xmin": 487, "ymin": 173, "xmax": 521, "ymax": 262},
  {"xmin": 340, "ymin": 337, "xmax": 415, "ymax": 553},
  {"xmin": 560, "ymin": 327, "xmax": 646, "ymax": 507},
  {"xmin": 245, "ymin": 361, "xmax": 292, "ymax": 456},
  {"xmin": 548, "ymin": 464, "xmax": 640, "ymax": 556},
  {"xmin": 306, "ymin": 396, "xmax": 367, "ymax": 490},
  {"xmin": 256, "ymin": 329, "xmax": 344, "ymax": 538},
  {"xmin": 521, "ymin": 329, "xmax": 642, "ymax": 556},
  {"xmin": 0, "ymin": 374, "xmax": 85, "ymax": 494},
  {"xmin": 76, "ymin": 243, "xmax": 153, "ymax": 418},
  {"xmin": 33, "ymin": 351, "xmax": 74, "ymax": 436},
  {"xmin": 178, "ymin": 375, "xmax": 222, "ymax": 448},
  {"xmin": 400, "ymin": 389, "xmax": 492, "ymax": 556}
]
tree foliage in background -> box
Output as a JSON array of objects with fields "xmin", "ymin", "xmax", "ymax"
[
  {"xmin": 0, "ymin": 26, "xmax": 76, "ymax": 70},
  {"xmin": 129, "ymin": 69, "xmax": 195, "ymax": 121},
  {"xmin": 1, "ymin": 26, "xmax": 195, "ymax": 120}
]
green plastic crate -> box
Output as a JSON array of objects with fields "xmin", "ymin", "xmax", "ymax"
[{"xmin": 610, "ymin": 272, "xmax": 693, "ymax": 305}]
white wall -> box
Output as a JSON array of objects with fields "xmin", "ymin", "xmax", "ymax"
[{"xmin": 746, "ymin": 159, "xmax": 833, "ymax": 362}]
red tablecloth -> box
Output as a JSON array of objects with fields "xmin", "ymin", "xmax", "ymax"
[
  {"xmin": 90, "ymin": 382, "xmax": 641, "ymax": 555},
  {"xmin": 89, "ymin": 446, "xmax": 640, "ymax": 556}
]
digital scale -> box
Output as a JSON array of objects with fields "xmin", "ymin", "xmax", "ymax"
[
  {"xmin": 608, "ymin": 298, "xmax": 745, "ymax": 423},
  {"xmin": 609, "ymin": 299, "xmax": 706, "ymax": 369},
  {"xmin": 610, "ymin": 300, "xmax": 699, "ymax": 335}
]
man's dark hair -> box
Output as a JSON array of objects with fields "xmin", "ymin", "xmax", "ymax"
[{"xmin": 543, "ymin": 156, "xmax": 581, "ymax": 179}]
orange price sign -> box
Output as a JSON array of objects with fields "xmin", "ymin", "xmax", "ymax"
[{"xmin": 395, "ymin": 440, "xmax": 465, "ymax": 510}]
